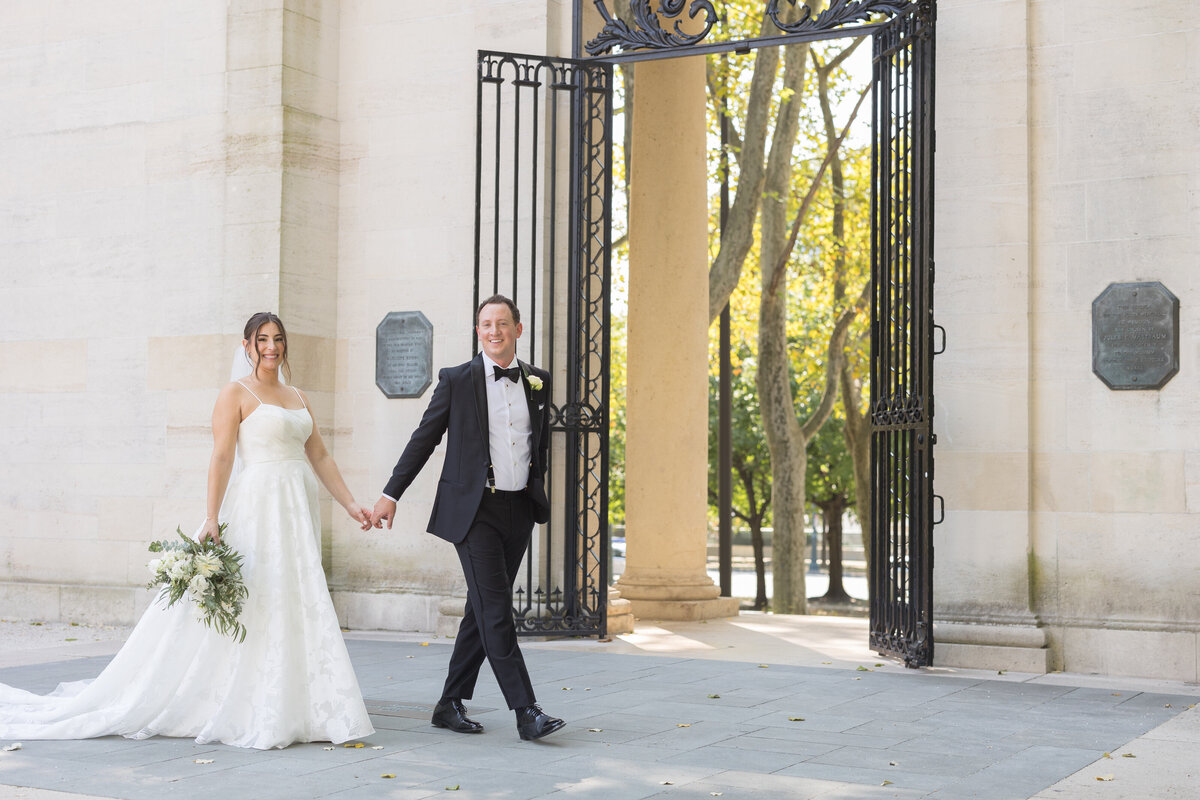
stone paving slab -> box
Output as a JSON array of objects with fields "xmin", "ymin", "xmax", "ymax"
[{"xmin": 1, "ymin": 638, "xmax": 1197, "ymax": 800}]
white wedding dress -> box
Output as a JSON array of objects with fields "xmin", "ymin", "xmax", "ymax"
[{"xmin": 0, "ymin": 388, "xmax": 374, "ymax": 749}]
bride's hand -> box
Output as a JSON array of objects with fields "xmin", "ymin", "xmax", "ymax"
[
  {"xmin": 199, "ymin": 518, "xmax": 222, "ymax": 546},
  {"xmin": 347, "ymin": 503, "xmax": 372, "ymax": 532}
]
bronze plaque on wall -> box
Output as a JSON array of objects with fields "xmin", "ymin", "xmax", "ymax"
[
  {"xmin": 1092, "ymin": 282, "xmax": 1179, "ymax": 390},
  {"xmin": 376, "ymin": 311, "xmax": 433, "ymax": 398}
]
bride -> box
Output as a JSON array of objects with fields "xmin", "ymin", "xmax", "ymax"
[{"xmin": 0, "ymin": 312, "xmax": 375, "ymax": 749}]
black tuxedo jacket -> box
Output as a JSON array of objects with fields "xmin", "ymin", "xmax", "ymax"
[{"xmin": 383, "ymin": 353, "xmax": 551, "ymax": 544}]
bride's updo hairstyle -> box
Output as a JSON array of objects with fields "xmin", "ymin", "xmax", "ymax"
[{"xmin": 243, "ymin": 312, "xmax": 292, "ymax": 382}]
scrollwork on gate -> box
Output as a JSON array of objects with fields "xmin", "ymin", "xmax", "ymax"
[
  {"xmin": 765, "ymin": 0, "xmax": 912, "ymax": 33},
  {"xmin": 585, "ymin": 0, "xmax": 916, "ymax": 55},
  {"xmin": 586, "ymin": 0, "xmax": 718, "ymax": 56}
]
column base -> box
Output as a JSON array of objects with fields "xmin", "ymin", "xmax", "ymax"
[
  {"xmin": 436, "ymin": 597, "xmax": 466, "ymax": 638},
  {"xmin": 607, "ymin": 587, "xmax": 635, "ymax": 635},
  {"xmin": 627, "ymin": 596, "xmax": 740, "ymax": 622},
  {"xmin": 933, "ymin": 620, "xmax": 1049, "ymax": 673},
  {"xmin": 439, "ymin": 593, "xmax": 640, "ymax": 638}
]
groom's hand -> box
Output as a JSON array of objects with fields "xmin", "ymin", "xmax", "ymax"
[{"xmin": 371, "ymin": 496, "xmax": 397, "ymax": 530}]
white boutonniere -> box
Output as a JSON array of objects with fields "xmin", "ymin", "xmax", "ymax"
[{"xmin": 526, "ymin": 373, "xmax": 544, "ymax": 392}]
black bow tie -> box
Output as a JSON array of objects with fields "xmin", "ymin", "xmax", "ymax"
[{"xmin": 493, "ymin": 365, "xmax": 521, "ymax": 383}]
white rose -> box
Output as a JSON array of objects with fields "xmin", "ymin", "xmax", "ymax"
[
  {"xmin": 194, "ymin": 553, "xmax": 222, "ymax": 578},
  {"xmin": 147, "ymin": 558, "xmax": 163, "ymax": 577},
  {"xmin": 188, "ymin": 574, "xmax": 210, "ymax": 598},
  {"xmin": 167, "ymin": 557, "xmax": 192, "ymax": 581}
]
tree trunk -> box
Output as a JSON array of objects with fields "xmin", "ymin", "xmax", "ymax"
[
  {"xmin": 817, "ymin": 498, "xmax": 852, "ymax": 603},
  {"xmin": 750, "ymin": 520, "xmax": 768, "ymax": 610},
  {"xmin": 737, "ymin": 465, "xmax": 770, "ymax": 610},
  {"xmin": 757, "ymin": 37, "xmax": 813, "ymax": 616},
  {"xmin": 840, "ymin": 357, "xmax": 872, "ymax": 581},
  {"xmin": 817, "ymin": 47, "xmax": 872, "ymax": 588}
]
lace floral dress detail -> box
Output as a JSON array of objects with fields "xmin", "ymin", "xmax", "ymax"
[{"xmin": 0, "ymin": 398, "xmax": 374, "ymax": 750}]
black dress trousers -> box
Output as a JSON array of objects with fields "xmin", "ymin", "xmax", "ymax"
[{"xmin": 441, "ymin": 489, "xmax": 536, "ymax": 710}]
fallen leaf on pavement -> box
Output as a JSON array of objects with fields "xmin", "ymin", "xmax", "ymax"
[
  {"xmin": 380, "ymin": 774, "xmax": 395, "ymax": 779},
  {"xmin": 587, "ymin": 728, "xmax": 603, "ymax": 733},
  {"xmin": 881, "ymin": 780, "xmax": 893, "ymax": 786},
  {"xmin": 194, "ymin": 759, "xmax": 214, "ymax": 765},
  {"xmin": 1096, "ymin": 775, "xmax": 1114, "ymax": 782},
  {"xmin": 323, "ymin": 746, "xmax": 334, "ymax": 751},
  {"xmin": 757, "ymin": 664, "xmax": 769, "ymax": 669},
  {"xmin": 371, "ymin": 746, "xmax": 384, "ymax": 750},
  {"xmin": 788, "ymin": 717, "xmax": 804, "ymax": 722},
  {"xmin": 445, "ymin": 785, "xmax": 459, "ymax": 790},
  {"xmin": 1121, "ymin": 753, "xmax": 1136, "ymax": 758},
  {"xmin": 708, "ymin": 694, "xmax": 720, "ymax": 699},
  {"xmin": 344, "ymin": 742, "xmax": 365, "ymax": 748},
  {"xmin": 660, "ymin": 781, "xmax": 673, "ymax": 785},
  {"xmin": 676, "ymin": 723, "xmax": 691, "ymax": 728},
  {"xmin": 856, "ymin": 666, "xmax": 871, "ymax": 672},
  {"xmin": 1102, "ymin": 752, "xmax": 1112, "ymax": 759}
]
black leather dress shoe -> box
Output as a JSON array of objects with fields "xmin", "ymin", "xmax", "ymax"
[
  {"xmin": 431, "ymin": 699, "xmax": 483, "ymax": 733},
  {"xmin": 515, "ymin": 704, "xmax": 565, "ymax": 741}
]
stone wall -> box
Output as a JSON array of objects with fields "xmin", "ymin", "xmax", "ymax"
[
  {"xmin": 0, "ymin": 0, "xmax": 569, "ymax": 630},
  {"xmin": 934, "ymin": 0, "xmax": 1200, "ymax": 681}
]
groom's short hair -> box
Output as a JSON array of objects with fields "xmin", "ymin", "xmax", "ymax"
[{"xmin": 475, "ymin": 294, "xmax": 521, "ymax": 326}]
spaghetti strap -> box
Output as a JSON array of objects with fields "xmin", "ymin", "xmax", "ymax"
[
  {"xmin": 235, "ymin": 380, "xmax": 263, "ymax": 405},
  {"xmin": 291, "ymin": 386, "xmax": 307, "ymax": 409}
]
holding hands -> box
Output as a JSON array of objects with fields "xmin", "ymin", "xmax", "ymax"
[
  {"xmin": 370, "ymin": 496, "xmax": 397, "ymax": 530},
  {"xmin": 346, "ymin": 502, "xmax": 374, "ymax": 532}
]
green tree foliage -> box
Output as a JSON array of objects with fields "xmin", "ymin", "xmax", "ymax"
[
  {"xmin": 707, "ymin": 347, "xmax": 772, "ymax": 609},
  {"xmin": 705, "ymin": 10, "xmax": 875, "ymax": 613},
  {"xmin": 609, "ymin": 312, "xmax": 628, "ymax": 528},
  {"xmin": 804, "ymin": 408, "xmax": 856, "ymax": 603}
]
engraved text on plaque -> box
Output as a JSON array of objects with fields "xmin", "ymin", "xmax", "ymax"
[
  {"xmin": 1091, "ymin": 282, "xmax": 1179, "ymax": 391},
  {"xmin": 376, "ymin": 311, "xmax": 433, "ymax": 398}
]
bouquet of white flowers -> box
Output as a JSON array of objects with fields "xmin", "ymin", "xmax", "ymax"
[{"xmin": 147, "ymin": 525, "xmax": 248, "ymax": 642}]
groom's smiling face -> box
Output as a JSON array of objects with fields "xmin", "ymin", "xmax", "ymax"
[{"xmin": 476, "ymin": 302, "xmax": 522, "ymax": 367}]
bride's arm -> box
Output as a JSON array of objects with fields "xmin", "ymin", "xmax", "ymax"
[
  {"xmin": 201, "ymin": 383, "xmax": 242, "ymax": 544},
  {"xmin": 299, "ymin": 390, "xmax": 372, "ymax": 530}
]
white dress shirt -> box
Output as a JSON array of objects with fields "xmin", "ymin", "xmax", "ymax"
[{"xmin": 481, "ymin": 353, "xmax": 533, "ymax": 491}]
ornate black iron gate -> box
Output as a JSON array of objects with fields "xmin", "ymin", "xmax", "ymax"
[
  {"xmin": 868, "ymin": 2, "xmax": 940, "ymax": 667},
  {"xmin": 479, "ymin": 1, "xmax": 938, "ymax": 643},
  {"xmin": 473, "ymin": 52, "xmax": 614, "ymax": 636}
]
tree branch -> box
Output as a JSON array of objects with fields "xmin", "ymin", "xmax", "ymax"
[
  {"xmin": 765, "ymin": 80, "xmax": 870, "ymax": 300},
  {"xmin": 706, "ymin": 15, "xmax": 781, "ymax": 324},
  {"xmin": 800, "ymin": 279, "xmax": 870, "ymax": 441}
]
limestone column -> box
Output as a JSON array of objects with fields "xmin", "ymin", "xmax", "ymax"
[{"xmin": 615, "ymin": 55, "xmax": 738, "ymax": 622}]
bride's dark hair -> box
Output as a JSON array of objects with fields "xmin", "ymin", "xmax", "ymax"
[{"xmin": 244, "ymin": 312, "xmax": 291, "ymax": 382}]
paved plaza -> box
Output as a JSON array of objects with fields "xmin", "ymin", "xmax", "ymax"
[{"xmin": 0, "ymin": 615, "xmax": 1196, "ymax": 799}]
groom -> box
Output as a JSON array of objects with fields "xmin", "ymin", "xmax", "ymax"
[{"xmin": 370, "ymin": 294, "xmax": 564, "ymax": 741}]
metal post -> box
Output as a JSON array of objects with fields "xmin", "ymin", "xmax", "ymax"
[{"xmin": 717, "ymin": 56, "xmax": 732, "ymax": 598}]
